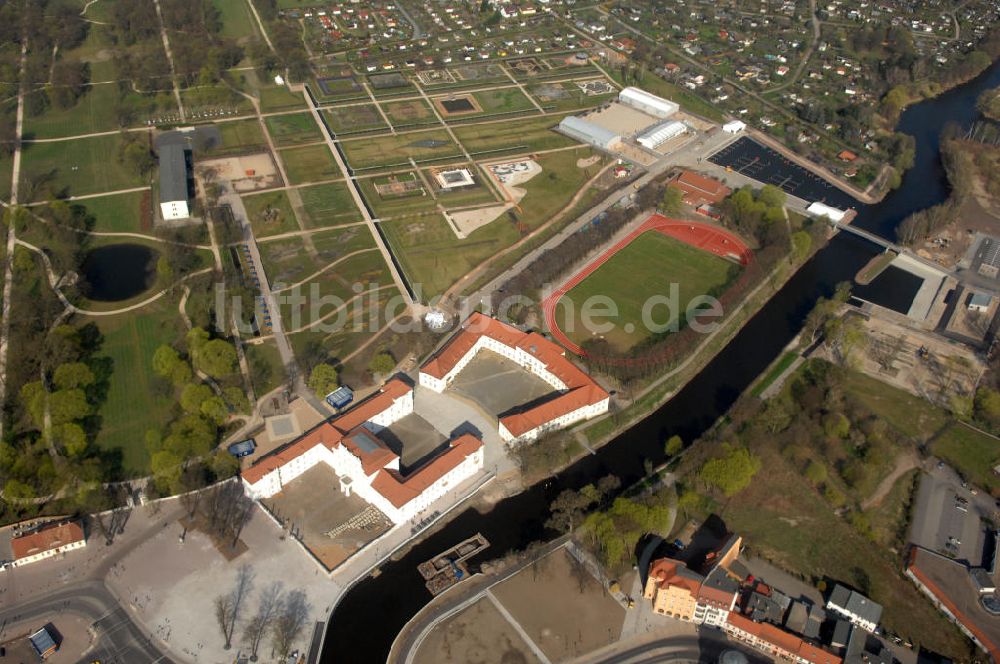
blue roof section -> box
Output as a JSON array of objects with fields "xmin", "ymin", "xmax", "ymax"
[
  {"xmin": 227, "ymin": 439, "xmax": 257, "ymax": 457},
  {"xmin": 30, "ymin": 627, "xmax": 57, "ymax": 656},
  {"xmin": 326, "ymin": 386, "xmax": 354, "ymax": 409}
]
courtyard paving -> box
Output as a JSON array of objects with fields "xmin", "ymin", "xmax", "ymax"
[{"xmin": 446, "ymin": 350, "xmax": 557, "ymax": 416}]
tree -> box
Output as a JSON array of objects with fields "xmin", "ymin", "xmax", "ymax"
[
  {"xmin": 53, "ymin": 362, "xmax": 95, "ymax": 390},
  {"xmin": 216, "ymin": 565, "xmax": 255, "ymax": 650},
  {"xmin": 699, "ymin": 445, "xmax": 761, "ymax": 496},
  {"xmin": 661, "ymin": 186, "xmax": 684, "ymax": 214},
  {"xmin": 193, "ymin": 339, "xmax": 238, "ymax": 379},
  {"xmin": 49, "ymin": 388, "xmax": 92, "ymax": 425},
  {"xmin": 308, "ymin": 363, "xmax": 339, "ymax": 396},
  {"xmin": 664, "ymin": 435, "xmax": 683, "ymax": 456},
  {"xmin": 368, "ymin": 352, "xmax": 395, "ymax": 377},
  {"xmin": 153, "ymin": 345, "xmax": 193, "ymax": 386},
  {"xmin": 270, "ymin": 590, "xmax": 310, "ymax": 659},
  {"xmin": 974, "ymin": 387, "xmax": 1000, "ymax": 426},
  {"xmin": 546, "ymin": 487, "xmax": 597, "ymax": 533},
  {"xmin": 243, "ymin": 582, "xmax": 283, "ymax": 661},
  {"xmin": 758, "ymin": 184, "xmax": 787, "ymax": 209},
  {"xmin": 55, "ymin": 423, "xmax": 88, "ymax": 457},
  {"xmin": 180, "ymin": 383, "xmax": 214, "ymax": 414},
  {"xmin": 804, "ymin": 460, "xmax": 827, "ymax": 485},
  {"xmin": 200, "ymin": 395, "xmax": 230, "ymax": 425}
]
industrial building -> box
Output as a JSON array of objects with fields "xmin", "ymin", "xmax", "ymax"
[
  {"xmin": 158, "ymin": 142, "xmax": 191, "ymax": 221},
  {"xmin": 557, "ymin": 115, "xmax": 622, "ymax": 151},
  {"xmin": 637, "ymin": 120, "xmax": 687, "ymax": 150},
  {"xmin": 619, "ymin": 86, "xmax": 680, "ymax": 119}
]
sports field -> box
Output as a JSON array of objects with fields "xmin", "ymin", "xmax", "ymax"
[{"xmin": 555, "ymin": 231, "xmax": 739, "ymax": 351}]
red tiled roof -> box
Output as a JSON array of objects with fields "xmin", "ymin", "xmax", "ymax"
[
  {"xmin": 648, "ymin": 557, "xmax": 702, "ymax": 594},
  {"xmin": 11, "ymin": 521, "xmax": 85, "ymax": 560},
  {"xmin": 670, "ymin": 170, "xmax": 731, "ymax": 206},
  {"xmin": 727, "ymin": 613, "xmax": 842, "ymax": 664},
  {"xmin": 242, "ymin": 378, "xmax": 412, "ymax": 484},
  {"xmin": 243, "ymin": 380, "xmax": 484, "ymax": 511},
  {"xmin": 370, "ymin": 434, "xmax": 483, "ymax": 508},
  {"xmin": 340, "ymin": 427, "xmax": 398, "ymax": 476},
  {"xmin": 423, "ymin": 313, "xmax": 608, "ymax": 437}
]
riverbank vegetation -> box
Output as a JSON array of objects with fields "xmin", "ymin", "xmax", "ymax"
[{"xmin": 669, "ymin": 358, "xmax": 975, "ymax": 658}]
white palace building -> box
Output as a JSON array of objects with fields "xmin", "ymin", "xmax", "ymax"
[
  {"xmin": 419, "ymin": 313, "xmax": 610, "ymax": 444},
  {"xmin": 242, "ymin": 378, "xmax": 484, "ymax": 525}
]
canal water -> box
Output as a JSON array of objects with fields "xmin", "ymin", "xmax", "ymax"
[{"xmin": 321, "ymin": 59, "xmax": 1000, "ymax": 664}]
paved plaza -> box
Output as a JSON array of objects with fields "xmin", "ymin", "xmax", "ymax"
[{"xmin": 447, "ymin": 351, "xmax": 557, "ymax": 417}]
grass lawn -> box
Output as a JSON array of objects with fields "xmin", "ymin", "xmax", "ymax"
[
  {"xmin": 195, "ymin": 118, "xmax": 267, "ymax": 158},
  {"xmin": 380, "ymin": 98, "xmax": 439, "ymax": 128},
  {"xmin": 382, "ymin": 147, "xmax": 602, "ymax": 298},
  {"xmin": 181, "ymin": 85, "xmax": 253, "ymax": 114},
  {"xmin": 278, "ymin": 250, "xmax": 392, "ymax": 329},
  {"xmin": 751, "ymin": 351, "xmax": 798, "ymax": 397},
  {"xmin": 277, "ymin": 144, "xmax": 340, "ymax": 184},
  {"xmin": 843, "ymin": 370, "xmax": 950, "ymax": 442},
  {"xmin": 287, "ymin": 288, "xmax": 398, "ymax": 363},
  {"xmin": 717, "ymin": 446, "xmax": 972, "ymax": 658},
  {"xmin": 88, "ymin": 301, "xmax": 183, "ymax": 476},
  {"xmin": 865, "ymin": 468, "xmax": 919, "ymax": 549},
  {"xmin": 23, "ymin": 84, "xmax": 174, "ymax": 139},
  {"xmin": 76, "ymin": 190, "xmax": 152, "ymax": 232},
  {"xmin": 558, "ymin": 231, "xmax": 737, "ymax": 351},
  {"xmin": 451, "ymin": 114, "xmax": 576, "ymax": 155},
  {"xmin": 297, "ymin": 181, "xmax": 361, "ymax": 227},
  {"xmin": 472, "ymin": 87, "xmax": 538, "ymax": 115},
  {"xmin": 382, "ymin": 212, "xmax": 517, "ymax": 299},
  {"xmin": 0, "ymin": 147, "xmax": 12, "ymax": 201},
  {"xmin": 340, "ymin": 130, "xmax": 462, "ymax": 170},
  {"xmin": 323, "ymin": 103, "xmax": 388, "ymax": 135},
  {"xmin": 260, "ymin": 86, "xmax": 306, "ymax": 112},
  {"xmin": 264, "ymin": 112, "xmax": 324, "ymax": 146},
  {"xmin": 246, "ymin": 339, "xmax": 286, "ymax": 395},
  {"xmin": 259, "ymin": 225, "xmax": 375, "ymax": 285},
  {"xmin": 20, "ymin": 134, "xmax": 145, "ymax": 198},
  {"xmin": 931, "ymin": 422, "xmax": 1000, "ymax": 493},
  {"xmin": 243, "ymin": 190, "xmax": 301, "ymax": 238},
  {"xmin": 212, "ymin": 0, "xmax": 257, "ymax": 39}
]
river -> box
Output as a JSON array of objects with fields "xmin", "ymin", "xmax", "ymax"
[{"xmin": 320, "ymin": 59, "xmax": 1000, "ymax": 664}]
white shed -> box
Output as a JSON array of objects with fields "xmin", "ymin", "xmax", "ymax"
[{"xmin": 722, "ymin": 120, "xmax": 746, "ymax": 134}]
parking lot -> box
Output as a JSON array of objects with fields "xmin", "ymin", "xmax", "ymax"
[
  {"xmin": 910, "ymin": 462, "xmax": 996, "ymax": 565},
  {"xmin": 708, "ymin": 137, "xmax": 856, "ymax": 208}
]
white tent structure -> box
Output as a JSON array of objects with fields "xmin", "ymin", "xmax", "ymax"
[
  {"xmin": 637, "ymin": 120, "xmax": 687, "ymax": 150},
  {"xmin": 618, "ymin": 87, "xmax": 679, "ymax": 119},
  {"xmin": 557, "ymin": 116, "xmax": 622, "ymax": 150}
]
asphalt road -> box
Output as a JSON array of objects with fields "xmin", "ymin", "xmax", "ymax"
[
  {"xmin": 584, "ymin": 629, "xmax": 769, "ymax": 664},
  {"xmin": 0, "ymin": 580, "xmax": 170, "ymax": 664}
]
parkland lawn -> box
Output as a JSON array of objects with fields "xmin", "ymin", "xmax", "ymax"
[
  {"xmin": 557, "ymin": 231, "xmax": 738, "ymax": 351},
  {"xmin": 264, "ymin": 112, "xmax": 324, "ymax": 146},
  {"xmin": 89, "ymin": 301, "xmax": 182, "ymax": 476}
]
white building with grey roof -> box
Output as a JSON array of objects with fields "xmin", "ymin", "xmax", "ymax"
[
  {"xmin": 826, "ymin": 583, "xmax": 882, "ymax": 632},
  {"xmin": 158, "ymin": 142, "xmax": 191, "ymax": 221}
]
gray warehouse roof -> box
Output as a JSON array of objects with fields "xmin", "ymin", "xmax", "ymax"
[
  {"xmin": 159, "ymin": 143, "xmax": 189, "ymax": 204},
  {"xmin": 558, "ymin": 115, "xmax": 620, "ymax": 148}
]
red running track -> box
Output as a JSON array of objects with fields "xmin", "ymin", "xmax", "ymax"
[{"xmin": 541, "ymin": 214, "xmax": 753, "ymax": 356}]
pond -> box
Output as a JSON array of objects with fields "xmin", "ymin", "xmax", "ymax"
[{"xmin": 81, "ymin": 243, "xmax": 159, "ymax": 302}]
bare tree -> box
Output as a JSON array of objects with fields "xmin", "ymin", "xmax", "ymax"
[
  {"xmin": 216, "ymin": 564, "xmax": 255, "ymax": 649},
  {"xmin": 243, "ymin": 582, "xmax": 283, "ymax": 662},
  {"xmin": 270, "ymin": 590, "xmax": 310, "ymax": 659}
]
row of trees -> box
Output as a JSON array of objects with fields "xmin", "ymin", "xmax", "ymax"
[
  {"xmin": 147, "ymin": 328, "xmax": 245, "ymax": 495},
  {"xmin": 214, "ymin": 566, "xmax": 311, "ymax": 661}
]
